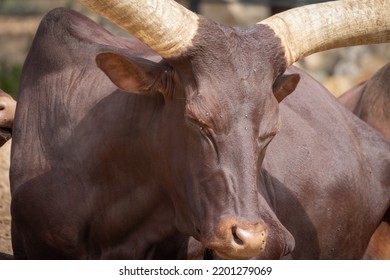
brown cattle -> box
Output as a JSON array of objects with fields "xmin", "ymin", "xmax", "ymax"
[
  {"xmin": 9, "ymin": 0, "xmax": 390, "ymax": 259},
  {"xmin": 338, "ymin": 62, "xmax": 390, "ymax": 260},
  {"xmin": 338, "ymin": 62, "xmax": 390, "ymax": 139},
  {"xmin": 0, "ymin": 90, "xmax": 16, "ymax": 147}
]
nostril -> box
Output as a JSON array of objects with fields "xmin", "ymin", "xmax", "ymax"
[
  {"xmin": 231, "ymin": 226, "xmax": 244, "ymax": 246},
  {"xmin": 231, "ymin": 225, "xmax": 268, "ymax": 251},
  {"xmin": 212, "ymin": 223, "xmax": 268, "ymax": 259}
]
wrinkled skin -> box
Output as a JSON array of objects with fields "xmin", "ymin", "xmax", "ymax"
[
  {"xmin": 0, "ymin": 90, "xmax": 16, "ymax": 147},
  {"xmin": 10, "ymin": 8, "xmax": 390, "ymax": 259},
  {"xmin": 338, "ymin": 63, "xmax": 390, "ymax": 260}
]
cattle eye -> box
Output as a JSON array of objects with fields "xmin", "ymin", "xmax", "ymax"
[
  {"xmin": 186, "ymin": 107, "xmax": 211, "ymax": 129},
  {"xmin": 187, "ymin": 117, "xmax": 211, "ymax": 133}
]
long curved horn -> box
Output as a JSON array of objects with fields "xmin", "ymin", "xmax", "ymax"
[
  {"xmin": 78, "ymin": 0, "xmax": 199, "ymax": 58},
  {"xmin": 259, "ymin": 0, "xmax": 390, "ymax": 66}
]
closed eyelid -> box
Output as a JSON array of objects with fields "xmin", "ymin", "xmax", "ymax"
[
  {"xmin": 185, "ymin": 105, "xmax": 212, "ymax": 127},
  {"xmin": 186, "ymin": 115, "xmax": 212, "ymax": 130}
]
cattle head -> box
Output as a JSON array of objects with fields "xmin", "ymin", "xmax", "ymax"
[
  {"xmin": 78, "ymin": 0, "xmax": 390, "ymax": 259},
  {"xmin": 0, "ymin": 89, "xmax": 16, "ymax": 146}
]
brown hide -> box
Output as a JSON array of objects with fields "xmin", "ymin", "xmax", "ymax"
[
  {"xmin": 10, "ymin": 8, "xmax": 390, "ymax": 259},
  {"xmin": 338, "ymin": 63, "xmax": 390, "ymax": 260}
]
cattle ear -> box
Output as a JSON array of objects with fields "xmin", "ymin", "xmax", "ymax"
[
  {"xmin": 272, "ymin": 74, "xmax": 300, "ymax": 103},
  {"xmin": 96, "ymin": 52, "xmax": 164, "ymax": 94}
]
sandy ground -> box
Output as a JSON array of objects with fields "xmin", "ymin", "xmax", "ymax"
[{"xmin": 0, "ymin": 140, "xmax": 12, "ymax": 255}]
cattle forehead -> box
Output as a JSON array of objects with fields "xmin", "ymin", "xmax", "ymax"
[
  {"xmin": 184, "ymin": 16, "xmax": 286, "ymax": 77},
  {"xmin": 174, "ymin": 17, "xmax": 285, "ymax": 118}
]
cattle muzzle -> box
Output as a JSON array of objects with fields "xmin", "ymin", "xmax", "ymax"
[
  {"xmin": 0, "ymin": 91, "xmax": 16, "ymax": 147},
  {"xmin": 205, "ymin": 219, "xmax": 268, "ymax": 260}
]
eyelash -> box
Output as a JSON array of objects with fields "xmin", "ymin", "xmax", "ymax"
[{"xmin": 187, "ymin": 117, "xmax": 210, "ymax": 132}]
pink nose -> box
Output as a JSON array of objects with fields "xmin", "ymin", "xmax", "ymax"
[
  {"xmin": 207, "ymin": 221, "xmax": 268, "ymax": 260},
  {"xmin": 0, "ymin": 91, "xmax": 16, "ymax": 146},
  {"xmin": 0, "ymin": 91, "xmax": 16, "ymax": 129},
  {"xmin": 232, "ymin": 225, "xmax": 267, "ymax": 252}
]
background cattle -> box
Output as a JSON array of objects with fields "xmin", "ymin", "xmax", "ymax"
[
  {"xmin": 338, "ymin": 62, "xmax": 390, "ymax": 139},
  {"xmin": 338, "ymin": 62, "xmax": 390, "ymax": 260}
]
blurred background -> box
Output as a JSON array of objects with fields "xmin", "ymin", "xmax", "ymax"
[{"xmin": 0, "ymin": 0, "xmax": 390, "ymax": 256}]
